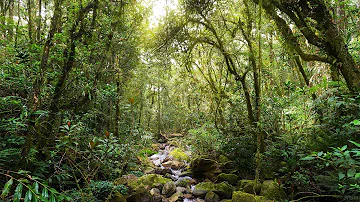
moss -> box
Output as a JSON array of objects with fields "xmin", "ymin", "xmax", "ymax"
[
  {"xmin": 260, "ymin": 180, "xmax": 287, "ymax": 200},
  {"xmin": 169, "ymin": 148, "xmax": 190, "ymax": 162},
  {"xmin": 205, "ymin": 191, "xmax": 220, "ymax": 202},
  {"xmin": 232, "ymin": 191, "xmax": 270, "ymax": 202},
  {"xmin": 217, "ymin": 173, "xmax": 238, "ymax": 185},
  {"xmin": 128, "ymin": 174, "xmax": 171, "ymax": 190},
  {"xmin": 219, "ymin": 155, "xmax": 231, "ymax": 164},
  {"xmin": 109, "ymin": 192, "xmax": 127, "ymax": 202},
  {"xmin": 193, "ymin": 182, "xmax": 234, "ymax": 198},
  {"xmin": 214, "ymin": 182, "xmax": 234, "ymax": 198},
  {"xmin": 238, "ymin": 180, "xmax": 261, "ymax": 194}
]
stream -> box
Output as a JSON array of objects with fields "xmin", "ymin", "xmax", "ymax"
[{"xmin": 149, "ymin": 143, "xmax": 198, "ymax": 202}]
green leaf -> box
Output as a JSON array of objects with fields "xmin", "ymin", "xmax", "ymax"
[
  {"xmin": 1, "ymin": 178, "xmax": 13, "ymax": 197},
  {"xmin": 347, "ymin": 169, "xmax": 356, "ymax": 178},
  {"xmin": 317, "ymin": 151, "xmax": 324, "ymax": 157},
  {"xmin": 50, "ymin": 193, "xmax": 56, "ymax": 202},
  {"xmin": 19, "ymin": 178, "xmax": 30, "ymax": 183},
  {"xmin": 349, "ymin": 140, "xmax": 360, "ymax": 148},
  {"xmin": 301, "ymin": 156, "xmax": 315, "ymax": 161},
  {"xmin": 42, "ymin": 188, "xmax": 49, "ymax": 198},
  {"xmin": 338, "ymin": 172, "xmax": 345, "ymax": 180},
  {"xmin": 351, "ymin": 119, "xmax": 360, "ymax": 126},
  {"xmin": 341, "ymin": 145, "xmax": 348, "ymax": 151},
  {"xmin": 17, "ymin": 170, "xmax": 31, "ymax": 174},
  {"xmin": 355, "ymin": 173, "xmax": 360, "ymax": 179},
  {"xmin": 33, "ymin": 182, "xmax": 39, "ymax": 194},
  {"xmin": 24, "ymin": 190, "xmax": 33, "ymax": 202},
  {"xmin": 14, "ymin": 183, "xmax": 23, "ymax": 200}
]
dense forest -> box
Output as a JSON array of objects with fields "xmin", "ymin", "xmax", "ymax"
[{"xmin": 1, "ymin": 0, "xmax": 360, "ymax": 201}]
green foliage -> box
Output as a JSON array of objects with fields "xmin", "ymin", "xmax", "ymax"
[
  {"xmin": 301, "ymin": 140, "xmax": 360, "ymax": 197},
  {"xmin": 0, "ymin": 170, "xmax": 70, "ymax": 202},
  {"xmin": 90, "ymin": 180, "xmax": 128, "ymax": 201},
  {"xmin": 187, "ymin": 122, "xmax": 222, "ymax": 156}
]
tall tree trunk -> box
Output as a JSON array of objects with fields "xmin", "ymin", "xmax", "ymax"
[{"xmin": 27, "ymin": 0, "xmax": 33, "ymax": 43}]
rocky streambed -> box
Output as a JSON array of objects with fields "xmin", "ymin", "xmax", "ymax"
[{"xmin": 112, "ymin": 136, "xmax": 287, "ymax": 202}]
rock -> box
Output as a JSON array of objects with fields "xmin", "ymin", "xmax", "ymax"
[
  {"xmin": 191, "ymin": 157, "xmax": 220, "ymax": 180},
  {"xmin": 179, "ymin": 171, "xmax": 193, "ymax": 177},
  {"xmin": 192, "ymin": 182, "xmax": 233, "ymax": 198},
  {"xmin": 232, "ymin": 191, "xmax": 271, "ymax": 202},
  {"xmin": 183, "ymin": 193, "xmax": 194, "ymax": 199},
  {"xmin": 218, "ymin": 155, "xmax": 231, "ymax": 164},
  {"xmin": 114, "ymin": 174, "xmax": 138, "ymax": 186},
  {"xmin": 165, "ymin": 173, "xmax": 178, "ymax": 181},
  {"xmin": 220, "ymin": 200, "xmax": 232, "ymax": 202},
  {"xmin": 217, "ymin": 173, "xmax": 238, "ymax": 185},
  {"xmin": 155, "ymin": 167, "xmax": 172, "ymax": 175},
  {"xmin": 238, "ymin": 180, "xmax": 261, "ymax": 194},
  {"xmin": 169, "ymin": 148, "xmax": 190, "ymax": 162},
  {"xmin": 193, "ymin": 182, "xmax": 215, "ymax": 197},
  {"xmin": 176, "ymin": 178, "xmax": 195, "ymax": 187},
  {"xmin": 109, "ymin": 192, "xmax": 126, "ymax": 202},
  {"xmin": 150, "ymin": 188, "xmax": 162, "ymax": 202},
  {"xmin": 205, "ymin": 191, "xmax": 220, "ymax": 202},
  {"xmin": 260, "ymin": 180, "xmax": 287, "ymax": 200},
  {"xmin": 127, "ymin": 184, "xmax": 151, "ymax": 202},
  {"xmin": 168, "ymin": 191, "xmax": 183, "ymax": 202},
  {"xmin": 196, "ymin": 199, "xmax": 206, "ymax": 202},
  {"xmin": 162, "ymin": 181, "xmax": 177, "ymax": 197},
  {"xmin": 214, "ymin": 182, "xmax": 234, "ymax": 198},
  {"xmin": 144, "ymin": 167, "xmax": 155, "ymax": 174},
  {"xmin": 129, "ymin": 174, "xmax": 171, "ymax": 190},
  {"xmin": 176, "ymin": 186, "xmax": 186, "ymax": 193},
  {"xmin": 162, "ymin": 160, "xmax": 186, "ymax": 170}
]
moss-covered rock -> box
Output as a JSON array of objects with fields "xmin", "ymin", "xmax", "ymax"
[
  {"xmin": 214, "ymin": 182, "xmax": 234, "ymax": 198},
  {"xmin": 191, "ymin": 157, "xmax": 220, "ymax": 180},
  {"xmin": 127, "ymin": 184, "xmax": 151, "ymax": 202},
  {"xmin": 218, "ymin": 155, "xmax": 231, "ymax": 164},
  {"xmin": 170, "ymin": 148, "xmax": 190, "ymax": 162},
  {"xmin": 193, "ymin": 182, "xmax": 215, "ymax": 196},
  {"xmin": 260, "ymin": 180, "xmax": 287, "ymax": 200},
  {"xmin": 109, "ymin": 192, "xmax": 127, "ymax": 202},
  {"xmin": 217, "ymin": 173, "xmax": 238, "ymax": 185},
  {"xmin": 128, "ymin": 174, "xmax": 171, "ymax": 190},
  {"xmin": 232, "ymin": 191, "xmax": 270, "ymax": 202},
  {"xmin": 238, "ymin": 180, "xmax": 261, "ymax": 194},
  {"xmin": 193, "ymin": 182, "xmax": 233, "ymax": 198},
  {"xmin": 205, "ymin": 191, "xmax": 220, "ymax": 202},
  {"xmin": 176, "ymin": 178, "xmax": 195, "ymax": 187},
  {"xmin": 162, "ymin": 181, "xmax": 176, "ymax": 197}
]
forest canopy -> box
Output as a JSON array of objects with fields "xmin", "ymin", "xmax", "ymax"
[{"xmin": 1, "ymin": 0, "xmax": 360, "ymax": 201}]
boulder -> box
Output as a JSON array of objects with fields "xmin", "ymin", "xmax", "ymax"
[
  {"xmin": 176, "ymin": 178, "xmax": 195, "ymax": 187},
  {"xmin": 238, "ymin": 180, "xmax": 261, "ymax": 194},
  {"xmin": 191, "ymin": 157, "xmax": 220, "ymax": 180},
  {"xmin": 183, "ymin": 193, "xmax": 194, "ymax": 199},
  {"xmin": 214, "ymin": 182, "xmax": 234, "ymax": 198},
  {"xmin": 162, "ymin": 160, "xmax": 186, "ymax": 170},
  {"xmin": 150, "ymin": 188, "xmax": 162, "ymax": 202},
  {"xmin": 217, "ymin": 173, "xmax": 238, "ymax": 185},
  {"xmin": 176, "ymin": 187, "xmax": 186, "ymax": 193},
  {"xmin": 114, "ymin": 174, "xmax": 138, "ymax": 186},
  {"xmin": 260, "ymin": 180, "xmax": 287, "ymax": 200},
  {"xmin": 170, "ymin": 148, "xmax": 191, "ymax": 162},
  {"xmin": 155, "ymin": 167, "xmax": 172, "ymax": 175},
  {"xmin": 205, "ymin": 191, "xmax": 220, "ymax": 202},
  {"xmin": 193, "ymin": 182, "xmax": 215, "ymax": 197},
  {"xmin": 109, "ymin": 192, "xmax": 126, "ymax": 202},
  {"xmin": 192, "ymin": 182, "xmax": 233, "ymax": 198},
  {"xmin": 129, "ymin": 174, "xmax": 171, "ymax": 190},
  {"xmin": 126, "ymin": 184, "xmax": 151, "ymax": 202},
  {"xmin": 232, "ymin": 191, "xmax": 270, "ymax": 202},
  {"xmin": 162, "ymin": 181, "xmax": 177, "ymax": 197},
  {"xmin": 168, "ymin": 191, "xmax": 183, "ymax": 202}
]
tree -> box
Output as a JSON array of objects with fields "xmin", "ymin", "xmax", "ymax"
[{"xmin": 251, "ymin": 0, "xmax": 360, "ymax": 92}]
